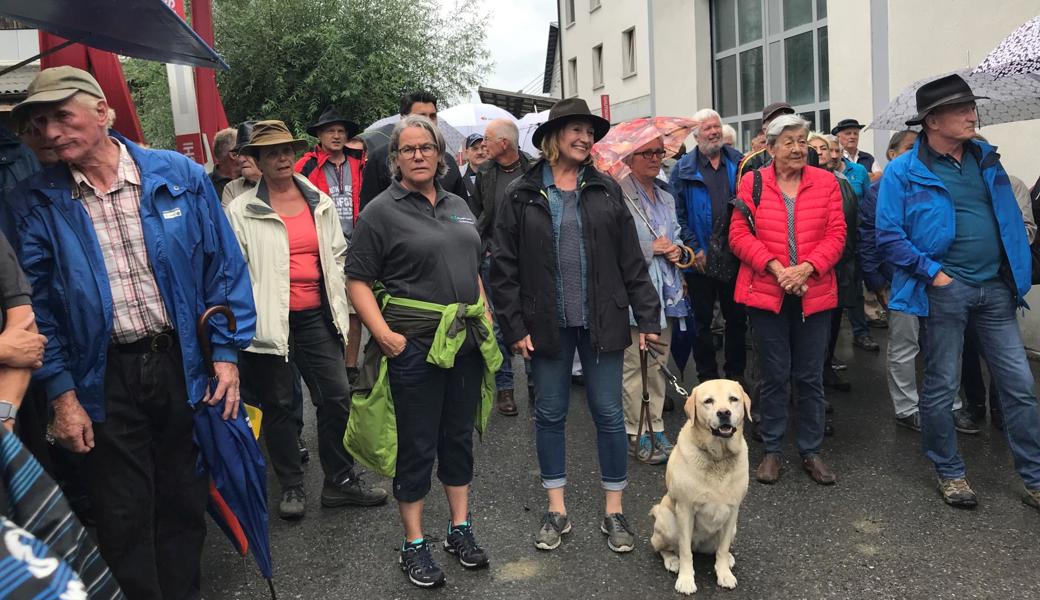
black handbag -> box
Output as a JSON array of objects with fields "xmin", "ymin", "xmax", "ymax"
[{"xmin": 703, "ymin": 170, "xmax": 761, "ymax": 281}]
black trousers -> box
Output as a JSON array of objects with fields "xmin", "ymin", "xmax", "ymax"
[
  {"xmin": 387, "ymin": 340, "xmax": 483, "ymax": 503},
  {"xmin": 686, "ymin": 272, "xmax": 747, "ymax": 381},
  {"xmin": 240, "ymin": 308, "xmax": 354, "ymax": 489},
  {"xmin": 85, "ymin": 342, "xmax": 208, "ymax": 600}
]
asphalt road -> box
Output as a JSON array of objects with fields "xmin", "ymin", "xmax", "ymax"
[{"xmin": 202, "ymin": 327, "xmax": 1040, "ymax": 600}]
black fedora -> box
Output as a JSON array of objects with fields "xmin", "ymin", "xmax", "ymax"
[
  {"xmin": 830, "ymin": 118, "xmax": 866, "ymax": 136},
  {"xmin": 905, "ymin": 74, "xmax": 989, "ymax": 126},
  {"xmin": 306, "ymin": 105, "xmax": 360, "ymax": 138},
  {"xmin": 232, "ymin": 121, "xmax": 256, "ymax": 153},
  {"xmin": 531, "ymin": 97, "xmax": 611, "ymax": 149}
]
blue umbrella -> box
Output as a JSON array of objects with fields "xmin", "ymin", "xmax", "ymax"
[
  {"xmin": 0, "ymin": 0, "xmax": 228, "ymax": 70},
  {"xmin": 194, "ymin": 306, "xmax": 275, "ymax": 598}
]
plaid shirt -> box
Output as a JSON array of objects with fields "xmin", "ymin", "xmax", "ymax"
[{"xmin": 71, "ymin": 139, "xmax": 171, "ymax": 344}]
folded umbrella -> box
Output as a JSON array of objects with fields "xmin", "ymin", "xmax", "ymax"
[
  {"xmin": 592, "ymin": 117, "xmax": 699, "ymax": 180},
  {"xmin": 193, "ymin": 306, "xmax": 275, "ymax": 597},
  {"xmin": 869, "ymin": 68, "xmax": 1040, "ymax": 131}
]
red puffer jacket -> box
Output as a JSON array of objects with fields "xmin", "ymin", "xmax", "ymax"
[{"xmin": 728, "ymin": 164, "xmax": 846, "ymax": 316}]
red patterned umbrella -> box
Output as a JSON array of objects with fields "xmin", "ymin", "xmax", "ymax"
[{"xmin": 592, "ymin": 116, "xmax": 699, "ymax": 180}]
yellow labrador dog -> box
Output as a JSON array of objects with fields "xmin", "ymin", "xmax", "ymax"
[{"xmin": 649, "ymin": 379, "xmax": 751, "ymax": 594}]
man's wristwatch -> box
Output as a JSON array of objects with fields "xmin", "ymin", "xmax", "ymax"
[{"xmin": 0, "ymin": 401, "xmax": 16, "ymax": 422}]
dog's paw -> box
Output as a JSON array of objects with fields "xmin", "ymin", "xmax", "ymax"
[
  {"xmin": 662, "ymin": 553, "xmax": 679, "ymax": 573},
  {"xmin": 716, "ymin": 569, "xmax": 737, "ymax": 589},
  {"xmin": 675, "ymin": 575, "xmax": 698, "ymax": 595},
  {"xmin": 726, "ymin": 552, "xmax": 736, "ymax": 569}
]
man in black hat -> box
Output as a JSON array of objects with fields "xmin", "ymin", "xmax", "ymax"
[
  {"xmin": 296, "ymin": 105, "xmax": 363, "ymax": 239},
  {"xmin": 876, "ymin": 73, "xmax": 1040, "ymax": 511},
  {"xmin": 831, "ymin": 118, "xmax": 881, "ymax": 180},
  {"xmin": 736, "ymin": 101, "xmax": 798, "ymax": 181}
]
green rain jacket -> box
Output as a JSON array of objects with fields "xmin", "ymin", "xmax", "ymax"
[{"xmin": 344, "ymin": 286, "xmax": 503, "ymax": 477}]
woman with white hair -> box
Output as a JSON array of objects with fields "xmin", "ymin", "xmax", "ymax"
[
  {"xmin": 347, "ymin": 115, "xmax": 501, "ymax": 589},
  {"xmin": 728, "ymin": 114, "xmax": 846, "ymax": 486}
]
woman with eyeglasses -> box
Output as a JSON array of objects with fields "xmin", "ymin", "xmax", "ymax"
[
  {"xmin": 347, "ymin": 115, "xmax": 501, "ymax": 589},
  {"xmin": 490, "ymin": 98, "xmax": 660, "ymax": 554},
  {"xmin": 614, "ymin": 137, "xmax": 690, "ymax": 465}
]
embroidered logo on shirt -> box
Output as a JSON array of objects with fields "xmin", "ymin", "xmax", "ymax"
[
  {"xmin": 162, "ymin": 208, "xmax": 183, "ymax": 220},
  {"xmin": 450, "ymin": 214, "xmax": 475, "ymax": 225}
]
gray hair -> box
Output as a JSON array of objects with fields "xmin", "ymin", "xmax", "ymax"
[
  {"xmin": 212, "ymin": 127, "xmax": 237, "ymax": 161},
  {"xmin": 691, "ymin": 108, "xmax": 721, "ymax": 137},
  {"xmin": 721, "ymin": 123, "xmax": 736, "ymax": 143},
  {"xmin": 388, "ymin": 115, "xmax": 447, "ymax": 179},
  {"xmin": 765, "ymin": 114, "xmax": 810, "ymax": 147},
  {"xmin": 486, "ymin": 119, "xmax": 519, "ymax": 150}
]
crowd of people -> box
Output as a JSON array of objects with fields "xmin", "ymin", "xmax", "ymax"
[{"xmin": 0, "ymin": 63, "xmax": 1037, "ymax": 597}]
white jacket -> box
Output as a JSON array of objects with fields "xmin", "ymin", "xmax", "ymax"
[{"xmin": 225, "ymin": 174, "xmax": 352, "ymax": 356}]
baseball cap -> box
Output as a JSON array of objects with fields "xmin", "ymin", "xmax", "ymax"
[
  {"xmin": 13, "ymin": 66, "xmax": 107, "ymax": 119},
  {"xmin": 465, "ymin": 133, "xmax": 485, "ymax": 148}
]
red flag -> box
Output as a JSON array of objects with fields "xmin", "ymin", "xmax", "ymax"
[{"xmin": 190, "ymin": 0, "xmax": 229, "ymax": 162}]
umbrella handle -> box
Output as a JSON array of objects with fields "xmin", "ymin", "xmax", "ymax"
[{"xmin": 197, "ymin": 306, "xmax": 237, "ymax": 378}]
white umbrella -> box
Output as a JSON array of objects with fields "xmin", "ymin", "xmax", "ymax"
[
  {"xmin": 869, "ymin": 68, "xmax": 1040, "ymax": 131},
  {"xmin": 974, "ymin": 16, "xmax": 1040, "ymax": 78},
  {"xmin": 438, "ymin": 103, "xmax": 517, "ymax": 140},
  {"xmin": 361, "ymin": 113, "xmax": 466, "ymax": 159},
  {"xmin": 518, "ymin": 109, "xmax": 550, "ymax": 157}
]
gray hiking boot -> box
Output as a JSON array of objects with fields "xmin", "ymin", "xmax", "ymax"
[
  {"xmin": 601, "ymin": 513, "xmax": 635, "ymax": 553},
  {"xmin": 534, "ymin": 511, "xmax": 571, "ymax": 551}
]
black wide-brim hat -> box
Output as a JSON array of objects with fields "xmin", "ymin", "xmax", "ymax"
[
  {"xmin": 531, "ymin": 97, "xmax": 611, "ymax": 149},
  {"xmin": 306, "ymin": 105, "xmax": 360, "ymax": 138},
  {"xmin": 830, "ymin": 118, "xmax": 866, "ymax": 135},
  {"xmin": 905, "ymin": 74, "xmax": 989, "ymax": 126}
]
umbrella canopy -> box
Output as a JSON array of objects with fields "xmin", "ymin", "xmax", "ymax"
[
  {"xmin": 869, "ymin": 68, "xmax": 1040, "ymax": 131},
  {"xmin": 359, "ymin": 115, "xmax": 466, "ymax": 159},
  {"xmin": 0, "ymin": 0, "xmax": 228, "ymax": 70},
  {"xmin": 592, "ymin": 117, "xmax": 699, "ymax": 180},
  {"xmin": 438, "ymin": 103, "xmax": 517, "ymax": 141},
  {"xmin": 974, "ymin": 16, "xmax": 1040, "ymax": 78},
  {"xmin": 517, "ymin": 109, "xmax": 550, "ymax": 157}
]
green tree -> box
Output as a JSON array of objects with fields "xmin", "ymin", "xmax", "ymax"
[
  {"xmin": 123, "ymin": 58, "xmax": 175, "ymax": 149},
  {"xmin": 213, "ymin": 0, "xmax": 491, "ymax": 136}
]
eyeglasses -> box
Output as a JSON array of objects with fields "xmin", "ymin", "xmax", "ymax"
[
  {"xmin": 397, "ymin": 144, "xmax": 438, "ymax": 159},
  {"xmin": 633, "ymin": 149, "xmax": 667, "ymax": 160}
]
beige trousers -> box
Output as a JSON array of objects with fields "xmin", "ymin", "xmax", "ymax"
[{"xmin": 622, "ymin": 324, "xmax": 673, "ymax": 436}]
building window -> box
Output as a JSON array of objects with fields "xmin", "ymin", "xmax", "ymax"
[
  {"xmin": 592, "ymin": 44, "xmax": 604, "ymax": 89},
  {"xmin": 711, "ymin": 0, "xmax": 829, "ymax": 150},
  {"xmin": 590, "ymin": 0, "xmax": 601, "ymax": 11},
  {"xmin": 565, "ymin": 0, "xmax": 576, "ymax": 26},
  {"xmin": 567, "ymin": 57, "xmax": 578, "ymax": 97},
  {"xmin": 622, "ymin": 27, "xmax": 636, "ymax": 78}
]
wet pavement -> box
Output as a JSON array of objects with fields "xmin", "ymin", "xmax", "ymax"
[{"xmin": 202, "ymin": 327, "xmax": 1040, "ymax": 599}]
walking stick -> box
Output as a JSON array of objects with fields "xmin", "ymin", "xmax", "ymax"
[{"xmin": 634, "ymin": 348, "xmax": 665, "ymax": 464}]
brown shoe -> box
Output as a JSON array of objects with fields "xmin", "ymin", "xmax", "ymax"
[
  {"xmin": 802, "ymin": 456, "xmax": 837, "ymax": 485},
  {"xmin": 755, "ymin": 454, "xmax": 781, "ymax": 484},
  {"xmin": 1022, "ymin": 488, "xmax": 1040, "ymax": 511},
  {"xmin": 496, "ymin": 389, "xmax": 518, "ymax": 416}
]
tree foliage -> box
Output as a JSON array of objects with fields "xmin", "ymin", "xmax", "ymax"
[
  {"xmin": 213, "ymin": 0, "xmax": 491, "ymax": 136},
  {"xmin": 123, "ymin": 58, "xmax": 175, "ymax": 149}
]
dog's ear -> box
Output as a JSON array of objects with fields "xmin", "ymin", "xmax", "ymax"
[
  {"xmin": 741, "ymin": 387, "xmax": 753, "ymax": 423},
  {"xmin": 685, "ymin": 383, "xmax": 700, "ymax": 424}
]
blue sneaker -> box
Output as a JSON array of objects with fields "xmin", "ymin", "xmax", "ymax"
[
  {"xmin": 628, "ymin": 434, "xmax": 667, "ymax": 465},
  {"xmin": 654, "ymin": 431, "xmax": 674, "ymax": 456}
]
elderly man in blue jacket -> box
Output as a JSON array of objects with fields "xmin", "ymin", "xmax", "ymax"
[
  {"xmin": 669, "ymin": 108, "xmax": 745, "ymax": 384},
  {"xmin": 876, "ymin": 74, "xmax": 1040, "ymax": 512},
  {"xmin": 7, "ymin": 66, "xmax": 256, "ymax": 599}
]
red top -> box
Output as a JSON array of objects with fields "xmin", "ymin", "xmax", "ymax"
[
  {"xmin": 728, "ymin": 165, "xmax": 846, "ymax": 317},
  {"xmin": 282, "ymin": 209, "xmax": 323, "ymax": 311}
]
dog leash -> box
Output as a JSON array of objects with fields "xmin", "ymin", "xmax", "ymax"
[{"xmin": 635, "ymin": 348, "xmax": 666, "ymax": 464}]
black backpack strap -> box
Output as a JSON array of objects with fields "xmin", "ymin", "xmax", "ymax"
[
  {"xmin": 299, "ymin": 156, "xmax": 318, "ymax": 178},
  {"xmin": 752, "ymin": 169, "xmax": 762, "ymax": 207}
]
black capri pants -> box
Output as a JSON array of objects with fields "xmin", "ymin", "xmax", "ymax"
[{"xmin": 387, "ymin": 338, "xmax": 484, "ymax": 502}]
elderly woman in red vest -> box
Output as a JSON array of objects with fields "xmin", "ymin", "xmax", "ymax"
[{"xmin": 728, "ymin": 114, "xmax": 846, "ymax": 487}]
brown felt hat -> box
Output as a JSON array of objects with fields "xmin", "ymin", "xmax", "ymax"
[{"xmin": 239, "ymin": 120, "xmax": 309, "ymax": 157}]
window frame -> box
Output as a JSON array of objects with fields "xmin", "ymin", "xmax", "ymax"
[
  {"xmin": 567, "ymin": 57, "xmax": 579, "ymax": 98},
  {"xmin": 592, "ymin": 44, "xmax": 605, "ymax": 90},
  {"xmin": 621, "ymin": 26, "xmax": 637, "ymax": 79},
  {"xmin": 565, "ymin": 0, "xmax": 576, "ymax": 27}
]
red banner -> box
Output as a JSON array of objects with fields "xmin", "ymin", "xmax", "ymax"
[{"xmin": 600, "ymin": 94, "xmax": 611, "ymax": 122}]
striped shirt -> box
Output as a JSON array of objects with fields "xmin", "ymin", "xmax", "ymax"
[{"xmin": 71, "ymin": 140, "xmax": 171, "ymax": 344}]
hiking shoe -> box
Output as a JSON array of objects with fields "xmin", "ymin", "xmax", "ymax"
[
  {"xmin": 601, "ymin": 513, "xmax": 635, "ymax": 553},
  {"xmin": 278, "ymin": 486, "xmax": 306, "ymax": 520},
  {"xmin": 629, "ymin": 434, "xmax": 667, "ymax": 465},
  {"xmin": 1023, "ymin": 488, "xmax": 1040, "ymax": 511},
  {"xmin": 534, "ymin": 511, "xmax": 571, "ymax": 551},
  {"xmin": 830, "ymin": 357, "xmax": 847, "ymax": 371},
  {"xmin": 895, "ymin": 412, "xmax": 922, "ymax": 432},
  {"xmin": 823, "ymin": 367, "xmax": 851, "ymax": 391},
  {"xmin": 853, "ymin": 334, "xmax": 880, "ymax": 352},
  {"xmin": 321, "ymin": 471, "xmax": 388, "ymax": 507},
  {"xmin": 443, "ymin": 520, "xmax": 489, "ymax": 569},
  {"xmin": 654, "ymin": 431, "xmax": 675, "ymax": 456},
  {"xmin": 953, "ymin": 409, "xmax": 981, "ymax": 435},
  {"xmin": 298, "ymin": 437, "xmax": 309, "ymax": 464},
  {"xmin": 496, "ymin": 389, "xmax": 518, "ymax": 416},
  {"xmin": 938, "ymin": 477, "xmax": 978, "ymax": 508},
  {"xmin": 400, "ymin": 539, "xmax": 446, "ymax": 588}
]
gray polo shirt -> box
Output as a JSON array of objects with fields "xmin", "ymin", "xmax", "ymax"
[
  {"xmin": 0, "ymin": 233, "xmax": 31, "ymax": 331},
  {"xmin": 346, "ymin": 179, "xmax": 482, "ymax": 306}
]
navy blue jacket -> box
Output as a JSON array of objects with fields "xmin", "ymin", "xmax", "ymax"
[
  {"xmin": 857, "ymin": 179, "xmax": 892, "ymax": 292},
  {"xmin": 5, "ymin": 133, "xmax": 256, "ymax": 421},
  {"xmin": 668, "ymin": 145, "xmax": 743, "ymax": 253}
]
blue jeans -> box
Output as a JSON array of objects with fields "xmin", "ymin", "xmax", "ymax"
[
  {"xmin": 531, "ymin": 327, "xmax": 627, "ymax": 491},
  {"xmin": 481, "ymin": 255, "xmax": 513, "ymax": 391},
  {"xmin": 747, "ymin": 297, "xmax": 830, "ymax": 457},
  {"xmin": 921, "ymin": 278, "xmax": 1040, "ymax": 489}
]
